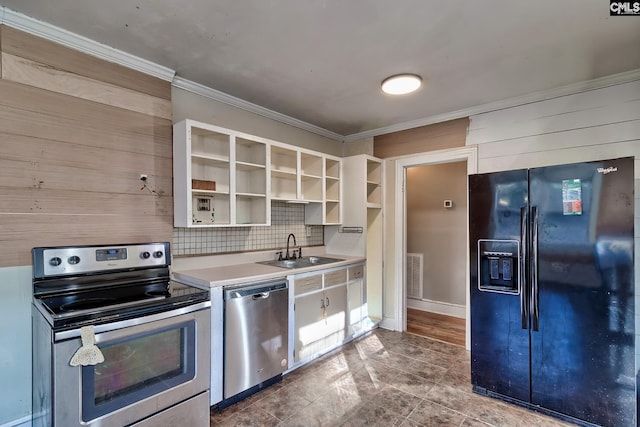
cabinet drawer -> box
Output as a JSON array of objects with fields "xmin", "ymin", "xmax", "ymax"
[
  {"xmin": 294, "ymin": 275, "xmax": 322, "ymax": 296},
  {"xmin": 324, "ymin": 269, "xmax": 347, "ymax": 288},
  {"xmin": 348, "ymin": 265, "xmax": 364, "ymax": 280}
]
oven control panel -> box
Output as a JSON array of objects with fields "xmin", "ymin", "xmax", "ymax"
[{"xmin": 33, "ymin": 243, "xmax": 171, "ymax": 278}]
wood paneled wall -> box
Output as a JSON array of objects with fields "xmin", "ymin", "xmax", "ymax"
[
  {"xmin": 373, "ymin": 117, "xmax": 469, "ymax": 158},
  {"xmin": 0, "ymin": 26, "xmax": 173, "ymax": 267},
  {"xmin": 467, "ymin": 80, "xmax": 640, "ymax": 172}
]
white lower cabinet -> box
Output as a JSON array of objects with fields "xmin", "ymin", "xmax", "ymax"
[
  {"xmin": 209, "ymin": 286, "xmax": 224, "ymax": 406},
  {"xmin": 347, "ymin": 263, "xmax": 365, "ymax": 336},
  {"xmin": 293, "ymin": 283, "xmax": 347, "ymax": 363},
  {"xmin": 291, "ymin": 263, "xmax": 366, "ymax": 367}
]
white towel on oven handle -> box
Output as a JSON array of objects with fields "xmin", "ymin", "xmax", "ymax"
[{"xmin": 70, "ymin": 325, "xmax": 105, "ymax": 366}]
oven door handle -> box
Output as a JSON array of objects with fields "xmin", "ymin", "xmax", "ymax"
[{"xmin": 54, "ymin": 300, "xmax": 211, "ymax": 341}]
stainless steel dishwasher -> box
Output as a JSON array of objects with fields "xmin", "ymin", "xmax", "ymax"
[{"xmin": 223, "ymin": 279, "xmax": 289, "ymax": 403}]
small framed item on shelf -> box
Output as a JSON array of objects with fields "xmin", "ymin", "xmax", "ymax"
[{"xmin": 192, "ymin": 196, "xmax": 215, "ymax": 224}]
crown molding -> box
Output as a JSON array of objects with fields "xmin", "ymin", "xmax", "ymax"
[
  {"xmin": 343, "ymin": 68, "xmax": 640, "ymax": 142},
  {"xmin": 172, "ymin": 76, "xmax": 344, "ymax": 141},
  {"xmin": 0, "ymin": 7, "xmax": 175, "ymax": 81},
  {"xmin": 3, "ymin": 6, "xmax": 638, "ymax": 143}
]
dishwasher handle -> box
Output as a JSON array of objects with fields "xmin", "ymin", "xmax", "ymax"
[{"xmin": 224, "ymin": 280, "xmax": 288, "ymax": 300}]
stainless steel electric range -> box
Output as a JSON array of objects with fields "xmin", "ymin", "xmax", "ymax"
[{"xmin": 31, "ymin": 242, "xmax": 211, "ymax": 427}]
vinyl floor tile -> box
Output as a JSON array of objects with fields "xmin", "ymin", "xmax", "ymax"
[
  {"xmin": 406, "ymin": 400, "xmax": 466, "ymax": 426},
  {"xmin": 210, "ymin": 329, "xmax": 579, "ymax": 427}
]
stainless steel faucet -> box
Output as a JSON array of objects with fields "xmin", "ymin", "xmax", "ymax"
[{"xmin": 285, "ymin": 233, "xmax": 297, "ymax": 260}]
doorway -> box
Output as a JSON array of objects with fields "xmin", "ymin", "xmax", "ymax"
[
  {"xmin": 405, "ymin": 161, "xmax": 467, "ymax": 345},
  {"xmin": 393, "ymin": 146, "xmax": 477, "ymax": 349}
]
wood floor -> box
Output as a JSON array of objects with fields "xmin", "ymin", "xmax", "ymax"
[{"xmin": 407, "ymin": 308, "xmax": 466, "ymax": 347}]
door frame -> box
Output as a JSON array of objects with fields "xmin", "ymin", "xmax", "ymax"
[{"xmin": 393, "ymin": 146, "xmax": 477, "ymax": 349}]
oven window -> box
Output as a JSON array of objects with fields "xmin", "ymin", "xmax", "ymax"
[{"xmin": 81, "ymin": 321, "xmax": 196, "ymax": 421}]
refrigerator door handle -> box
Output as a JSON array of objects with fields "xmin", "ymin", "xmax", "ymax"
[
  {"xmin": 520, "ymin": 206, "xmax": 528, "ymax": 329},
  {"xmin": 531, "ymin": 205, "xmax": 540, "ymax": 331}
]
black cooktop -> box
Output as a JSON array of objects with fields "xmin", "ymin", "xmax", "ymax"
[{"xmin": 35, "ymin": 280, "xmax": 209, "ymax": 330}]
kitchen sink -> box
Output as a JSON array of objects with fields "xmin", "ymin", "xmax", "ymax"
[
  {"xmin": 258, "ymin": 259, "xmax": 300, "ymax": 269},
  {"xmin": 257, "ymin": 256, "xmax": 344, "ymax": 269},
  {"xmin": 303, "ymin": 256, "xmax": 344, "ymax": 265}
]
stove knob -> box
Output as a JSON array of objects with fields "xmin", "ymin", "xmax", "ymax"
[
  {"xmin": 153, "ymin": 251, "xmax": 164, "ymax": 258},
  {"xmin": 68, "ymin": 256, "xmax": 80, "ymax": 265},
  {"xmin": 49, "ymin": 257, "xmax": 62, "ymax": 267},
  {"xmin": 140, "ymin": 251, "xmax": 151, "ymax": 259}
]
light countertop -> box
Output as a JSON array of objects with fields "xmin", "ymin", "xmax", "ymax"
[{"xmin": 172, "ymin": 252, "xmax": 365, "ymax": 289}]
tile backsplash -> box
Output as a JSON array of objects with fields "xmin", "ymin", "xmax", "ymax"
[{"xmin": 172, "ymin": 202, "xmax": 324, "ymax": 256}]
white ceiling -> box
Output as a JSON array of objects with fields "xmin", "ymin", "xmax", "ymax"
[{"xmin": 1, "ymin": 1, "xmax": 639, "ymax": 139}]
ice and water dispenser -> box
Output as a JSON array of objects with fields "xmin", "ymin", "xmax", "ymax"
[{"xmin": 477, "ymin": 239, "xmax": 520, "ymax": 294}]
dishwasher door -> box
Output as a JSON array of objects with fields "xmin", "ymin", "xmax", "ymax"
[{"xmin": 223, "ymin": 280, "xmax": 289, "ymax": 399}]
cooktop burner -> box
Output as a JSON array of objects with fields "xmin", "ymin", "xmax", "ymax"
[{"xmin": 60, "ymin": 298, "xmax": 118, "ymax": 312}]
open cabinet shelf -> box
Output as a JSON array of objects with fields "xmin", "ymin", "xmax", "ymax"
[
  {"xmin": 174, "ymin": 119, "xmax": 268, "ymax": 227},
  {"xmin": 175, "ymin": 119, "xmax": 342, "ymax": 227}
]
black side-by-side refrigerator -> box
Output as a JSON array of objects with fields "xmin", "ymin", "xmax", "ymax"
[{"xmin": 469, "ymin": 157, "xmax": 635, "ymax": 427}]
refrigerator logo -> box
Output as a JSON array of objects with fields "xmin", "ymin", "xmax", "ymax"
[
  {"xmin": 597, "ymin": 167, "xmax": 618, "ymax": 174},
  {"xmin": 610, "ymin": 1, "xmax": 640, "ymax": 14}
]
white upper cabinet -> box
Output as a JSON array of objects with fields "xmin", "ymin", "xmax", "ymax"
[
  {"xmin": 323, "ymin": 158, "xmax": 342, "ymax": 224},
  {"xmin": 234, "ymin": 136, "xmax": 268, "ymax": 225},
  {"xmin": 270, "ymin": 141, "xmax": 342, "ymax": 225},
  {"xmin": 325, "ymin": 154, "xmax": 383, "ymax": 321},
  {"xmin": 302, "ymin": 154, "xmax": 342, "ymax": 225},
  {"xmin": 174, "ymin": 119, "xmax": 341, "ymax": 227},
  {"xmin": 366, "ymin": 158, "xmax": 383, "ymax": 208},
  {"xmin": 173, "ymin": 119, "xmax": 268, "ymax": 227},
  {"xmin": 270, "ymin": 145, "xmax": 298, "ymax": 201}
]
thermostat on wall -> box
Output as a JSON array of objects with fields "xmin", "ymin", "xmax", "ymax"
[{"xmin": 444, "ymin": 200, "xmax": 453, "ymax": 208}]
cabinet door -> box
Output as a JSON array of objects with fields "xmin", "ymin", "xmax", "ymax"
[
  {"xmin": 348, "ymin": 279, "xmax": 364, "ymax": 336},
  {"xmin": 293, "ymin": 291, "xmax": 325, "ymax": 362},
  {"xmin": 293, "ymin": 284, "xmax": 347, "ymax": 363},
  {"xmin": 321, "ymin": 284, "xmax": 347, "ymax": 351}
]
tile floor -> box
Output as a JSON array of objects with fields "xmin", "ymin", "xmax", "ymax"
[{"xmin": 210, "ymin": 328, "xmax": 576, "ymax": 426}]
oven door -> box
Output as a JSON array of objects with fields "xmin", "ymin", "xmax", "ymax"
[{"xmin": 52, "ymin": 304, "xmax": 210, "ymax": 427}]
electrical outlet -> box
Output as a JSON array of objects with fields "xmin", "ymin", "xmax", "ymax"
[{"xmin": 306, "ymin": 226, "xmax": 312, "ymax": 237}]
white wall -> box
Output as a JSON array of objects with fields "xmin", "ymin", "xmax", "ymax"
[{"xmin": 467, "ymin": 78, "xmax": 640, "ymax": 367}]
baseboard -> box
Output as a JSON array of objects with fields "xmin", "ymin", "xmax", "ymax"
[
  {"xmin": 380, "ymin": 316, "xmax": 398, "ymax": 330},
  {"xmin": 407, "ymin": 298, "xmax": 465, "ymax": 319}
]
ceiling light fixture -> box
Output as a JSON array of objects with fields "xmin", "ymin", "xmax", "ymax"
[{"xmin": 381, "ymin": 74, "xmax": 422, "ymax": 95}]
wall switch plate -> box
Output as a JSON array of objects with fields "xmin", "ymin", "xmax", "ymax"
[{"xmin": 444, "ymin": 200, "xmax": 453, "ymax": 208}]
